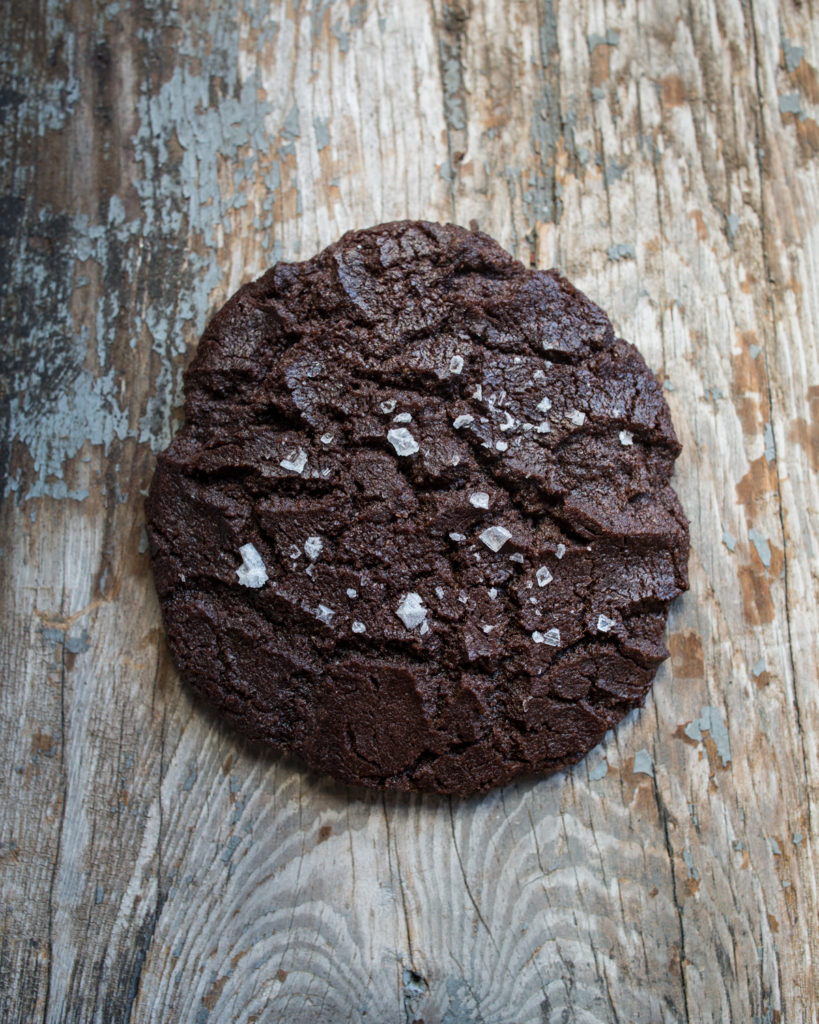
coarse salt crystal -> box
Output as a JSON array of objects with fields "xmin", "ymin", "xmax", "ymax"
[
  {"xmin": 393, "ymin": 412, "xmax": 412, "ymax": 424},
  {"xmin": 495, "ymin": 440, "xmax": 509, "ymax": 452},
  {"xmin": 568, "ymin": 409, "xmax": 586, "ymax": 427},
  {"xmin": 449, "ymin": 532, "xmax": 466, "ymax": 542},
  {"xmin": 536, "ymin": 396, "xmax": 552, "ymax": 414},
  {"xmin": 535, "ymin": 421, "xmax": 550, "ymax": 433},
  {"xmin": 304, "ymin": 536, "xmax": 323, "ymax": 560},
  {"xmin": 320, "ymin": 433, "xmax": 334, "ymax": 444},
  {"xmin": 453, "ymin": 414, "xmax": 474, "ymax": 429},
  {"xmin": 280, "ymin": 449, "xmax": 308, "ymax": 474},
  {"xmin": 289, "ymin": 545, "xmax": 301, "ymax": 560},
  {"xmin": 619, "ymin": 430, "xmax": 633, "ymax": 446},
  {"xmin": 482, "ymin": 624, "xmax": 495, "ymax": 634},
  {"xmin": 396, "ymin": 592, "xmax": 427, "ymax": 630},
  {"xmin": 236, "ymin": 543, "xmax": 268, "ymax": 589},
  {"xmin": 532, "ymin": 630, "xmax": 546, "ymax": 644},
  {"xmin": 488, "ymin": 587, "xmax": 498, "ymax": 599},
  {"xmin": 435, "ymin": 586, "xmax": 445, "ymax": 599},
  {"xmin": 472, "ymin": 384, "xmax": 483, "ymax": 400},
  {"xmin": 470, "ymin": 491, "xmax": 490, "ymax": 509},
  {"xmin": 450, "ymin": 355, "xmax": 464, "ymax": 374},
  {"xmin": 352, "ymin": 621, "xmax": 366, "ymax": 634},
  {"xmin": 544, "ymin": 627, "xmax": 561, "ymax": 646},
  {"xmin": 458, "ymin": 591, "xmax": 469, "ymax": 604},
  {"xmin": 555, "ymin": 543, "xmax": 566, "ymax": 559},
  {"xmin": 387, "ymin": 427, "xmax": 419, "ymax": 456},
  {"xmin": 521, "ymin": 423, "xmax": 534, "ymax": 432},
  {"xmin": 536, "ymin": 566, "xmax": 553, "ymax": 587},
  {"xmin": 509, "ymin": 552, "xmax": 524, "ymax": 563},
  {"xmin": 419, "ymin": 621, "xmax": 430, "ymax": 635},
  {"xmin": 380, "ymin": 399, "xmax": 397, "ymax": 414},
  {"xmin": 315, "ymin": 604, "xmax": 335, "ymax": 625},
  {"xmin": 597, "ymin": 614, "xmax": 616, "ymax": 633},
  {"xmin": 499, "ymin": 411, "xmax": 516, "ymax": 431},
  {"xmin": 480, "ymin": 525, "xmax": 512, "ymax": 552}
]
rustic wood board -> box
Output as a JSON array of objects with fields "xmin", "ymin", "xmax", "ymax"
[{"xmin": 2, "ymin": 0, "xmax": 817, "ymax": 1020}]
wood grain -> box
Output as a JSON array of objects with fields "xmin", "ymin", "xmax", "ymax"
[{"xmin": 1, "ymin": 0, "xmax": 817, "ymax": 1020}]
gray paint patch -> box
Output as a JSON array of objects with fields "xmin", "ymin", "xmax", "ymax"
[
  {"xmin": 725, "ymin": 213, "xmax": 740, "ymax": 241},
  {"xmin": 313, "ymin": 115, "xmax": 330, "ymax": 151},
  {"xmin": 769, "ymin": 837, "xmax": 782, "ymax": 855},
  {"xmin": 633, "ymin": 749, "xmax": 654, "ymax": 777},
  {"xmin": 588, "ymin": 759, "xmax": 608, "ymax": 781},
  {"xmin": 684, "ymin": 706, "xmax": 732, "ymax": 766},
  {"xmin": 722, "ymin": 524, "xmax": 736, "ymax": 552},
  {"xmin": 683, "ymin": 848, "xmax": 699, "ymax": 880},
  {"xmin": 607, "ymin": 243, "xmax": 635, "ymax": 261},
  {"xmin": 65, "ymin": 629, "xmax": 90, "ymax": 655},
  {"xmin": 779, "ymin": 92, "xmax": 803, "ymax": 116},
  {"xmin": 748, "ymin": 528, "xmax": 772, "ymax": 568},
  {"xmin": 587, "ymin": 29, "xmax": 620, "ymax": 49},
  {"xmin": 782, "ymin": 38, "xmax": 804, "ymax": 73},
  {"xmin": 751, "ymin": 657, "xmax": 767, "ymax": 678}
]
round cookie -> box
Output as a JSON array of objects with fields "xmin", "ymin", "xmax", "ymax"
[{"xmin": 146, "ymin": 221, "xmax": 689, "ymax": 795}]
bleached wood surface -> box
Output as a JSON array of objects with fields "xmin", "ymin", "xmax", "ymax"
[{"xmin": 2, "ymin": 0, "xmax": 818, "ymax": 1020}]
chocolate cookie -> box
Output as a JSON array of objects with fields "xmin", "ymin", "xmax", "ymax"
[{"xmin": 146, "ymin": 221, "xmax": 688, "ymax": 795}]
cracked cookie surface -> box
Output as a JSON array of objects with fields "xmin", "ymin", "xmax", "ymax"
[{"xmin": 146, "ymin": 220, "xmax": 689, "ymax": 795}]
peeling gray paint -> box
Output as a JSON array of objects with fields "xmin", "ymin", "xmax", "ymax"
[
  {"xmin": 633, "ymin": 749, "xmax": 654, "ymax": 777},
  {"xmin": 3, "ymin": 4, "xmax": 282, "ymax": 498},
  {"xmin": 587, "ymin": 30, "xmax": 620, "ymax": 50},
  {"xmin": 722, "ymin": 524, "xmax": 736, "ymax": 552},
  {"xmin": 725, "ymin": 213, "xmax": 740, "ymax": 241},
  {"xmin": 748, "ymin": 528, "xmax": 772, "ymax": 568},
  {"xmin": 770, "ymin": 837, "xmax": 782, "ymax": 855},
  {"xmin": 782, "ymin": 37, "xmax": 804, "ymax": 74},
  {"xmin": 684, "ymin": 707, "xmax": 732, "ymax": 766},
  {"xmin": 588, "ymin": 758, "xmax": 608, "ymax": 781},
  {"xmin": 778, "ymin": 92, "xmax": 803, "ymax": 117},
  {"xmin": 607, "ymin": 243, "xmax": 636, "ymax": 261},
  {"xmin": 752, "ymin": 657, "xmax": 767, "ymax": 678},
  {"xmin": 683, "ymin": 848, "xmax": 700, "ymax": 880},
  {"xmin": 313, "ymin": 115, "xmax": 331, "ymax": 151}
]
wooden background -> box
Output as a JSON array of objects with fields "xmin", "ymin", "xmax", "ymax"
[{"xmin": 2, "ymin": 0, "xmax": 817, "ymax": 1020}]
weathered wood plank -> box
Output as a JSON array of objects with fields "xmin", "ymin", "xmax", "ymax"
[{"xmin": 1, "ymin": 0, "xmax": 817, "ymax": 1021}]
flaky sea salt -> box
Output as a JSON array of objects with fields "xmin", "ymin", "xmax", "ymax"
[
  {"xmin": 509, "ymin": 552, "xmax": 524, "ymax": 563},
  {"xmin": 536, "ymin": 566, "xmax": 553, "ymax": 588},
  {"xmin": 304, "ymin": 536, "xmax": 323, "ymax": 560},
  {"xmin": 280, "ymin": 448, "xmax": 308, "ymax": 473},
  {"xmin": 535, "ymin": 421, "xmax": 551, "ymax": 434},
  {"xmin": 450, "ymin": 355, "xmax": 464, "ymax": 374},
  {"xmin": 555, "ymin": 543, "xmax": 566, "ymax": 559},
  {"xmin": 346, "ymin": 588, "xmax": 358, "ymax": 598},
  {"xmin": 320, "ymin": 433, "xmax": 334, "ymax": 445},
  {"xmin": 597, "ymin": 614, "xmax": 615, "ymax": 633},
  {"xmin": 543, "ymin": 627, "xmax": 561, "ymax": 646},
  {"xmin": 453, "ymin": 414, "xmax": 474, "ymax": 429},
  {"xmin": 380, "ymin": 399, "xmax": 397, "ymax": 414},
  {"xmin": 480, "ymin": 525, "xmax": 512, "ymax": 552},
  {"xmin": 449, "ymin": 532, "xmax": 466, "ymax": 542},
  {"xmin": 393, "ymin": 412, "xmax": 412, "ymax": 424},
  {"xmin": 236, "ymin": 543, "xmax": 268, "ymax": 588},
  {"xmin": 396, "ymin": 592, "xmax": 427, "ymax": 630},
  {"xmin": 619, "ymin": 430, "xmax": 633, "ymax": 446},
  {"xmin": 536, "ymin": 396, "xmax": 552, "ymax": 414},
  {"xmin": 289, "ymin": 545, "xmax": 301, "ymax": 560},
  {"xmin": 435, "ymin": 586, "xmax": 445, "ymax": 600},
  {"xmin": 387, "ymin": 427, "xmax": 419, "ymax": 456},
  {"xmin": 470, "ymin": 491, "xmax": 490, "ymax": 509},
  {"xmin": 472, "ymin": 384, "xmax": 483, "ymax": 400},
  {"xmin": 495, "ymin": 440, "xmax": 509, "ymax": 452},
  {"xmin": 568, "ymin": 409, "xmax": 586, "ymax": 427},
  {"xmin": 315, "ymin": 604, "xmax": 335, "ymax": 625},
  {"xmin": 352, "ymin": 621, "xmax": 366, "ymax": 634}
]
